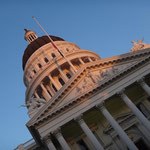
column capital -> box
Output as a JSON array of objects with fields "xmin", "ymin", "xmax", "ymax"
[
  {"xmin": 53, "ymin": 128, "xmax": 62, "ymax": 138},
  {"xmin": 117, "ymin": 89, "xmax": 126, "ymax": 98},
  {"xmin": 137, "ymin": 77, "xmax": 145, "ymax": 85},
  {"xmin": 43, "ymin": 134, "xmax": 51, "ymax": 144},
  {"xmin": 96, "ymin": 101, "xmax": 105, "ymax": 110},
  {"xmin": 74, "ymin": 114, "xmax": 84, "ymax": 124}
]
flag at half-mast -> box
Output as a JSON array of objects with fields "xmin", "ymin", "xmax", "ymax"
[
  {"xmin": 49, "ymin": 37, "xmax": 64, "ymax": 57},
  {"xmin": 32, "ymin": 16, "xmax": 64, "ymax": 58}
]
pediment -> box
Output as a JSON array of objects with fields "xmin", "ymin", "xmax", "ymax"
[
  {"xmin": 55, "ymin": 61, "xmax": 138, "ymax": 108},
  {"xmin": 27, "ymin": 48, "xmax": 150, "ymax": 126}
]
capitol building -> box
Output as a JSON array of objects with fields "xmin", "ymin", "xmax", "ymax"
[{"xmin": 15, "ymin": 29, "xmax": 150, "ymax": 150}]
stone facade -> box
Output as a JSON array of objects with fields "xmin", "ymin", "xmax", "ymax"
[{"xmin": 14, "ymin": 30, "xmax": 150, "ymax": 150}]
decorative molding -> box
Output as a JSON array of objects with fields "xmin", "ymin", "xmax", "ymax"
[
  {"xmin": 43, "ymin": 134, "xmax": 51, "ymax": 144},
  {"xmin": 27, "ymin": 98, "xmax": 46, "ymax": 118},
  {"xmin": 96, "ymin": 101, "xmax": 105, "ymax": 110},
  {"xmin": 137, "ymin": 78, "xmax": 145, "ymax": 85},
  {"xmin": 52, "ymin": 128, "xmax": 62, "ymax": 138},
  {"xmin": 74, "ymin": 114, "xmax": 83, "ymax": 124},
  {"xmin": 27, "ymin": 49, "xmax": 150, "ymax": 126}
]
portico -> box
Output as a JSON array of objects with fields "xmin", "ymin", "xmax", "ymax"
[
  {"xmin": 37, "ymin": 74, "xmax": 150, "ymax": 150},
  {"xmin": 15, "ymin": 29, "xmax": 150, "ymax": 150}
]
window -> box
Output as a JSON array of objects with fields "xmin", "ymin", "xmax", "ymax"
[
  {"xmin": 29, "ymin": 75, "xmax": 32, "ymax": 79},
  {"xmin": 66, "ymin": 48, "xmax": 69, "ymax": 52},
  {"xmin": 59, "ymin": 77, "xmax": 65, "ymax": 86},
  {"xmin": 33, "ymin": 69, "xmax": 36, "ymax": 74},
  {"xmin": 66, "ymin": 73, "xmax": 71, "ymax": 79},
  {"xmin": 82, "ymin": 57, "xmax": 90, "ymax": 63},
  {"xmin": 30, "ymin": 34, "xmax": 34, "ymax": 39},
  {"xmin": 51, "ymin": 53, "xmax": 56, "ymax": 58},
  {"xmin": 91, "ymin": 57, "xmax": 96, "ymax": 61},
  {"xmin": 52, "ymin": 84, "xmax": 57, "ymax": 92},
  {"xmin": 38, "ymin": 63, "xmax": 42, "ymax": 68},
  {"xmin": 77, "ymin": 139, "xmax": 89, "ymax": 150},
  {"xmin": 47, "ymin": 89, "xmax": 52, "ymax": 97},
  {"xmin": 44, "ymin": 57, "xmax": 49, "ymax": 63}
]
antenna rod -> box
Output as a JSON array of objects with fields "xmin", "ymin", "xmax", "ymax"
[{"xmin": 32, "ymin": 16, "xmax": 77, "ymax": 73}]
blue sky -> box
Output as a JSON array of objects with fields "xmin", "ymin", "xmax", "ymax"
[{"xmin": 0, "ymin": 0, "xmax": 150, "ymax": 149}]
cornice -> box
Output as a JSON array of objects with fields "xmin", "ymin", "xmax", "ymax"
[
  {"xmin": 25, "ymin": 50, "xmax": 100, "ymax": 101},
  {"xmin": 27, "ymin": 48, "xmax": 150, "ymax": 126}
]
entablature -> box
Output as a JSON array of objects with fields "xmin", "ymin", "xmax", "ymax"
[{"xmin": 27, "ymin": 48, "xmax": 150, "ymax": 131}]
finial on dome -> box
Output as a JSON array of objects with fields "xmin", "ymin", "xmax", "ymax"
[
  {"xmin": 24, "ymin": 28, "xmax": 38, "ymax": 44},
  {"xmin": 24, "ymin": 28, "xmax": 28, "ymax": 32}
]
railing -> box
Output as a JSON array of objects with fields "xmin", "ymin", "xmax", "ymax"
[{"xmin": 14, "ymin": 139, "xmax": 35, "ymax": 150}]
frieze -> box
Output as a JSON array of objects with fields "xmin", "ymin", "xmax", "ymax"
[
  {"xmin": 75, "ymin": 62, "xmax": 136, "ymax": 95},
  {"xmin": 55, "ymin": 61, "xmax": 137, "ymax": 108},
  {"xmin": 27, "ymin": 53, "xmax": 150, "ymax": 126}
]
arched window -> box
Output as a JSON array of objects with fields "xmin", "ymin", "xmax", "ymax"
[
  {"xmin": 33, "ymin": 69, "xmax": 36, "ymax": 74},
  {"xmin": 51, "ymin": 53, "xmax": 56, "ymax": 58},
  {"xmin": 38, "ymin": 63, "xmax": 42, "ymax": 68},
  {"xmin": 66, "ymin": 73, "xmax": 71, "ymax": 79},
  {"xmin": 59, "ymin": 77, "xmax": 65, "ymax": 86},
  {"xmin": 44, "ymin": 57, "xmax": 49, "ymax": 63}
]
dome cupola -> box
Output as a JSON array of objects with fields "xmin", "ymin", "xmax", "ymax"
[{"xmin": 24, "ymin": 28, "xmax": 38, "ymax": 43}]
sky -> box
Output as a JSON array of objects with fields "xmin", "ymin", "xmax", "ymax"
[{"xmin": 0, "ymin": 0, "xmax": 150, "ymax": 149}]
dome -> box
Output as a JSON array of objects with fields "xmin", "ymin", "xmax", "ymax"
[{"xmin": 22, "ymin": 35, "xmax": 65, "ymax": 70}]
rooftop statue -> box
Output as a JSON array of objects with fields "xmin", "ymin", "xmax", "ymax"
[{"xmin": 131, "ymin": 38, "xmax": 150, "ymax": 52}]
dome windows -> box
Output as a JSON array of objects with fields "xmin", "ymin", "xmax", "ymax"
[
  {"xmin": 44, "ymin": 57, "xmax": 49, "ymax": 63},
  {"xmin": 58, "ymin": 77, "xmax": 65, "ymax": 86},
  {"xmin": 38, "ymin": 63, "xmax": 42, "ymax": 68},
  {"xmin": 51, "ymin": 53, "xmax": 56, "ymax": 58},
  {"xmin": 66, "ymin": 73, "xmax": 71, "ymax": 79}
]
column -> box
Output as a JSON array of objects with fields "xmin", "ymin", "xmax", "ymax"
[
  {"xmin": 119, "ymin": 91, "xmax": 150, "ymax": 132},
  {"xmin": 18, "ymin": 144, "xmax": 25, "ymax": 150},
  {"xmin": 40, "ymin": 83, "xmax": 51, "ymax": 100},
  {"xmin": 44, "ymin": 136, "xmax": 57, "ymax": 150},
  {"xmin": 48, "ymin": 74, "xmax": 61, "ymax": 90},
  {"xmin": 97, "ymin": 103, "xmax": 138, "ymax": 150},
  {"xmin": 136, "ymin": 124, "xmax": 150, "ymax": 143},
  {"xmin": 67, "ymin": 60, "xmax": 77, "ymax": 73},
  {"xmin": 58, "ymin": 68, "xmax": 68, "ymax": 82},
  {"xmin": 47, "ymin": 85, "xmax": 54, "ymax": 96},
  {"xmin": 79, "ymin": 58, "xmax": 85, "ymax": 65},
  {"xmin": 53, "ymin": 60, "xmax": 68, "ymax": 82},
  {"xmin": 53, "ymin": 129, "xmax": 71, "ymax": 150},
  {"xmin": 75, "ymin": 115, "xmax": 104, "ymax": 150},
  {"xmin": 34, "ymin": 91, "xmax": 40, "ymax": 98},
  {"xmin": 138, "ymin": 78, "xmax": 150, "ymax": 96},
  {"xmin": 88, "ymin": 57, "xmax": 93, "ymax": 62}
]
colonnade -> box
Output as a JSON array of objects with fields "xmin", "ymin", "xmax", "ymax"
[
  {"xmin": 27, "ymin": 55, "xmax": 94, "ymax": 82},
  {"xmin": 42, "ymin": 78, "xmax": 150, "ymax": 150},
  {"xmin": 33, "ymin": 56, "xmax": 94, "ymax": 101}
]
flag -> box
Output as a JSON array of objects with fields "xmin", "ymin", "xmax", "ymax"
[{"xmin": 50, "ymin": 40, "xmax": 64, "ymax": 57}]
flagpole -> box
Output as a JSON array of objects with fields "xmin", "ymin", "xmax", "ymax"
[{"xmin": 32, "ymin": 16, "xmax": 77, "ymax": 73}]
